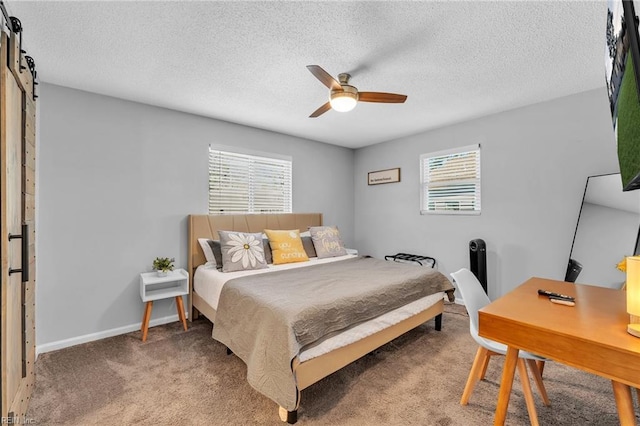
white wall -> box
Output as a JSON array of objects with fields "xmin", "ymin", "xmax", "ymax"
[
  {"xmin": 37, "ymin": 83, "xmax": 354, "ymax": 348},
  {"xmin": 353, "ymin": 88, "xmax": 620, "ymax": 299}
]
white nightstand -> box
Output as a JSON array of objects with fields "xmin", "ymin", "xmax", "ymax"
[{"xmin": 139, "ymin": 268, "xmax": 189, "ymax": 342}]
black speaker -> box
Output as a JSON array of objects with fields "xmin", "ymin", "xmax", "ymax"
[
  {"xmin": 469, "ymin": 239, "xmax": 487, "ymax": 294},
  {"xmin": 564, "ymin": 258, "xmax": 583, "ymax": 283}
]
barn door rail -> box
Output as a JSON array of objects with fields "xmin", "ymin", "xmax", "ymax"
[{"xmin": 0, "ymin": 1, "xmax": 39, "ymax": 100}]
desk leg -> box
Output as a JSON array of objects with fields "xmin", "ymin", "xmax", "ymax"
[
  {"xmin": 517, "ymin": 359, "xmax": 539, "ymax": 426},
  {"xmin": 494, "ymin": 346, "xmax": 519, "ymax": 426},
  {"xmin": 175, "ymin": 296, "xmax": 188, "ymax": 331},
  {"xmin": 612, "ymin": 381, "xmax": 637, "ymax": 426},
  {"xmin": 141, "ymin": 301, "xmax": 153, "ymax": 342}
]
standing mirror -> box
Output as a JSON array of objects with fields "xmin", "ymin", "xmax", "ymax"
[{"xmin": 565, "ymin": 173, "xmax": 640, "ymax": 288}]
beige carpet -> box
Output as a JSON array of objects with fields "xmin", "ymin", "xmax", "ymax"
[{"xmin": 27, "ymin": 303, "xmax": 638, "ymax": 425}]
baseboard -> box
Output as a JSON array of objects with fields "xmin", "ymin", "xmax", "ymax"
[{"xmin": 36, "ymin": 312, "xmax": 188, "ymax": 358}]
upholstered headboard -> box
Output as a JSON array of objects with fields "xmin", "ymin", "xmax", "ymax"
[{"xmin": 188, "ymin": 213, "xmax": 323, "ymax": 275}]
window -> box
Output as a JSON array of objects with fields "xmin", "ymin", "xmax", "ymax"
[
  {"xmin": 208, "ymin": 147, "xmax": 292, "ymax": 214},
  {"xmin": 420, "ymin": 144, "xmax": 481, "ymax": 215}
]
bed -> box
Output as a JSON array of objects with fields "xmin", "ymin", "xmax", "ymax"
[{"xmin": 188, "ymin": 213, "xmax": 455, "ymax": 423}]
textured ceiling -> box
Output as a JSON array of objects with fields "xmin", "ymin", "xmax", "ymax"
[{"xmin": 10, "ymin": 1, "xmax": 608, "ymax": 149}]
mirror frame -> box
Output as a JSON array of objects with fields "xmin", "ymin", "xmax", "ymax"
[{"xmin": 565, "ymin": 173, "xmax": 640, "ymax": 282}]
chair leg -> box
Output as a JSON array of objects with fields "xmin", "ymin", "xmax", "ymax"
[
  {"xmin": 461, "ymin": 346, "xmax": 490, "ymax": 405},
  {"xmin": 517, "ymin": 359, "xmax": 540, "ymax": 426},
  {"xmin": 479, "ymin": 351, "xmax": 492, "ymax": 380},
  {"xmin": 526, "ymin": 359, "xmax": 550, "ymax": 406},
  {"xmin": 536, "ymin": 360, "xmax": 545, "ymax": 377}
]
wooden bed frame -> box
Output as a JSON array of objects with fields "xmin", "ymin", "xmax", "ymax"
[{"xmin": 188, "ymin": 213, "xmax": 444, "ymax": 424}]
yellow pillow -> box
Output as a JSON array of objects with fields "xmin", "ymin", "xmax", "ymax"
[{"xmin": 264, "ymin": 229, "xmax": 309, "ymax": 265}]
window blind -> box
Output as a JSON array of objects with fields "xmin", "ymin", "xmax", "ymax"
[
  {"xmin": 208, "ymin": 148, "xmax": 292, "ymax": 214},
  {"xmin": 420, "ymin": 144, "xmax": 481, "ymax": 215}
]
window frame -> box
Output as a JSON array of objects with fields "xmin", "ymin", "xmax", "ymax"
[
  {"xmin": 208, "ymin": 145, "xmax": 293, "ymax": 215},
  {"xmin": 420, "ymin": 144, "xmax": 481, "ymax": 215}
]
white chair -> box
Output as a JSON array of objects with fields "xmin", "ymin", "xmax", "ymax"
[{"xmin": 451, "ymin": 268, "xmax": 550, "ymax": 425}]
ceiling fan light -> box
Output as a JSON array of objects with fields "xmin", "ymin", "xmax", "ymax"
[{"xmin": 330, "ymin": 90, "xmax": 358, "ymax": 112}]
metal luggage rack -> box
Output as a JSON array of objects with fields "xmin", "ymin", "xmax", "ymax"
[{"xmin": 384, "ymin": 252, "xmax": 436, "ymax": 268}]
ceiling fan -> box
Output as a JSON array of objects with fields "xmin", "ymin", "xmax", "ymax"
[{"xmin": 306, "ymin": 65, "xmax": 407, "ymax": 118}]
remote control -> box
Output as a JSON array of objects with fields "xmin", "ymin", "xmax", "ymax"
[
  {"xmin": 537, "ymin": 289, "xmax": 575, "ymax": 302},
  {"xmin": 549, "ymin": 297, "xmax": 575, "ymax": 307}
]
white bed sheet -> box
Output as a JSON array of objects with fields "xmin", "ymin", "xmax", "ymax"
[{"xmin": 194, "ymin": 255, "xmax": 444, "ymax": 362}]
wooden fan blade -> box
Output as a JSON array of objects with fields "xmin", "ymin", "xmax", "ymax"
[
  {"xmin": 307, "ymin": 65, "xmax": 342, "ymax": 91},
  {"xmin": 309, "ymin": 102, "xmax": 332, "ymax": 118},
  {"xmin": 358, "ymin": 92, "xmax": 407, "ymax": 103}
]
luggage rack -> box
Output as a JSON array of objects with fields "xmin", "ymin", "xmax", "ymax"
[{"xmin": 384, "ymin": 252, "xmax": 436, "ymax": 268}]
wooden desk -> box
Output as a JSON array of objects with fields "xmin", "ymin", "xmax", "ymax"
[{"xmin": 479, "ymin": 277, "xmax": 640, "ymax": 426}]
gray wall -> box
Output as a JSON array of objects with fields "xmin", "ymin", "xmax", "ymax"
[
  {"xmin": 37, "ymin": 84, "xmax": 622, "ymax": 347},
  {"xmin": 37, "ymin": 83, "xmax": 354, "ymax": 347},
  {"xmin": 353, "ymin": 88, "xmax": 620, "ymax": 299}
]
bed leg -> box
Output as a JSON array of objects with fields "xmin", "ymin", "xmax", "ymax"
[
  {"xmin": 435, "ymin": 313, "xmax": 442, "ymax": 331},
  {"xmin": 278, "ymin": 407, "xmax": 297, "ymax": 424},
  {"xmin": 226, "ymin": 347, "xmax": 233, "ymax": 355},
  {"xmin": 189, "ymin": 303, "xmax": 199, "ymax": 322}
]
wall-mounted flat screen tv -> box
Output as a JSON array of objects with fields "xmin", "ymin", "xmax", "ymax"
[{"xmin": 606, "ymin": 0, "xmax": 640, "ymax": 191}]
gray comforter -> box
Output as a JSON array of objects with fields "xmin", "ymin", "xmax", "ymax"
[{"xmin": 212, "ymin": 256, "xmax": 455, "ymax": 411}]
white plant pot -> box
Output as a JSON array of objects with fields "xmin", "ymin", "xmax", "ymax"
[{"xmin": 156, "ymin": 270, "xmax": 168, "ymax": 277}]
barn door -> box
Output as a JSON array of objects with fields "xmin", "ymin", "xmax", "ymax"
[{"xmin": 1, "ymin": 26, "xmax": 37, "ymax": 421}]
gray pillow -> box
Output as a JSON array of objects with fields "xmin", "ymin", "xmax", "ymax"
[
  {"xmin": 206, "ymin": 240, "xmax": 224, "ymax": 270},
  {"xmin": 218, "ymin": 231, "xmax": 268, "ymax": 272},
  {"xmin": 309, "ymin": 226, "xmax": 347, "ymax": 259},
  {"xmin": 263, "ymin": 238, "xmax": 273, "ymax": 264},
  {"xmin": 301, "ymin": 236, "xmax": 317, "ymax": 258}
]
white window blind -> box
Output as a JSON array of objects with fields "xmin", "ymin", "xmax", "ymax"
[
  {"xmin": 420, "ymin": 144, "xmax": 481, "ymax": 215},
  {"xmin": 208, "ymin": 147, "xmax": 292, "ymax": 214}
]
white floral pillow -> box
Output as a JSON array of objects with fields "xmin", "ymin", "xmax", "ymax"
[{"xmin": 218, "ymin": 231, "xmax": 268, "ymax": 272}]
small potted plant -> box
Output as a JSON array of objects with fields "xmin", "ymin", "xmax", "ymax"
[{"xmin": 153, "ymin": 257, "xmax": 175, "ymax": 277}]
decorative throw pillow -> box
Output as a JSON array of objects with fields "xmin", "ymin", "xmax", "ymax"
[
  {"xmin": 263, "ymin": 229, "xmax": 309, "ymax": 265},
  {"xmin": 263, "ymin": 238, "xmax": 273, "ymax": 264},
  {"xmin": 207, "ymin": 240, "xmax": 224, "ymax": 269},
  {"xmin": 218, "ymin": 231, "xmax": 268, "ymax": 272},
  {"xmin": 301, "ymin": 236, "xmax": 317, "ymax": 258},
  {"xmin": 197, "ymin": 238, "xmax": 223, "ymax": 269},
  {"xmin": 261, "ymin": 237, "xmax": 310, "ymax": 262},
  {"xmin": 198, "ymin": 238, "xmax": 216, "ymax": 264},
  {"xmin": 309, "ymin": 226, "xmax": 347, "ymax": 258}
]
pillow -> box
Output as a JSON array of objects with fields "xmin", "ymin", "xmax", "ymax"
[
  {"xmin": 263, "ymin": 238, "xmax": 273, "ymax": 264},
  {"xmin": 297, "ymin": 231, "xmax": 317, "ymax": 257},
  {"xmin": 262, "ymin": 231, "xmax": 313, "ymax": 261},
  {"xmin": 263, "ymin": 229, "xmax": 309, "ymax": 265},
  {"xmin": 198, "ymin": 238, "xmax": 215, "ymax": 263},
  {"xmin": 309, "ymin": 226, "xmax": 347, "ymax": 258},
  {"xmin": 218, "ymin": 231, "xmax": 268, "ymax": 272},
  {"xmin": 301, "ymin": 236, "xmax": 317, "ymax": 258},
  {"xmin": 261, "ymin": 237, "xmax": 311, "ymax": 262},
  {"xmin": 197, "ymin": 238, "xmax": 223, "ymax": 269}
]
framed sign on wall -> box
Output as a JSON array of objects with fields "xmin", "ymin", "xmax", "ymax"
[{"xmin": 368, "ymin": 168, "xmax": 400, "ymax": 185}]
